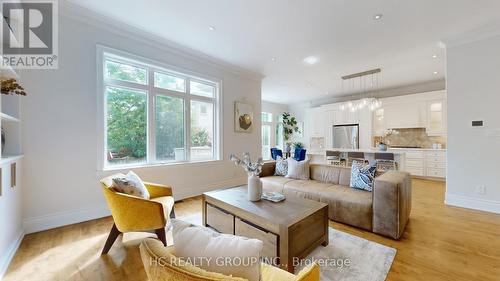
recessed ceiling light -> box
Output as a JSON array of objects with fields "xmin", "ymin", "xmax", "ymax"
[
  {"xmin": 303, "ymin": 56, "xmax": 319, "ymax": 65},
  {"xmin": 432, "ymin": 54, "xmax": 438, "ymax": 58},
  {"xmin": 373, "ymin": 14, "xmax": 383, "ymax": 20},
  {"xmin": 208, "ymin": 26, "xmax": 216, "ymax": 31},
  {"xmin": 433, "ymin": 71, "xmax": 439, "ymax": 75},
  {"xmin": 271, "ymin": 57, "xmax": 276, "ymax": 62}
]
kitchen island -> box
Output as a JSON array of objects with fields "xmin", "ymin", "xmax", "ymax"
[{"xmin": 307, "ymin": 148, "xmax": 406, "ymax": 170}]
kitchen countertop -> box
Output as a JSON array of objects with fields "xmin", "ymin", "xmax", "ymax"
[
  {"xmin": 307, "ymin": 147, "xmax": 446, "ymax": 155},
  {"xmin": 388, "ymin": 148, "xmax": 446, "ymax": 151}
]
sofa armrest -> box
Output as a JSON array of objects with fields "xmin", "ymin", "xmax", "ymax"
[
  {"xmin": 260, "ymin": 161, "xmax": 276, "ymax": 177},
  {"xmin": 372, "ymin": 171, "xmax": 412, "ymax": 239}
]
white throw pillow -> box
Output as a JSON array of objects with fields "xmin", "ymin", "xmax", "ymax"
[
  {"xmin": 172, "ymin": 219, "xmax": 263, "ymax": 281},
  {"xmin": 112, "ymin": 171, "xmax": 150, "ymax": 199},
  {"xmin": 286, "ymin": 158, "xmax": 310, "ymax": 180}
]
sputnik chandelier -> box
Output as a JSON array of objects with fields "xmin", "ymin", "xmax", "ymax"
[{"xmin": 340, "ymin": 68, "xmax": 382, "ymax": 112}]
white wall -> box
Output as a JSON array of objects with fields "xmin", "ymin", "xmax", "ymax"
[
  {"xmin": 261, "ymin": 101, "xmax": 288, "ymax": 118},
  {"xmin": 445, "ymin": 33, "xmax": 500, "ymax": 214},
  {"xmin": 20, "ymin": 9, "xmax": 262, "ymax": 234}
]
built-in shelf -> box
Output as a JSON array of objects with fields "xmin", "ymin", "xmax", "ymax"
[
  {"xmin": 0, "ymin": 154, "xmax": 24, "ymax": 165},
  {"xmin": 0, "ymin": 112, "xmax": 20, "ymax": 123}
]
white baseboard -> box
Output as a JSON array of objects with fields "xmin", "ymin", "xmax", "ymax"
[
  {"xmin": 22, "ymin": 177, "xmax": 247, "ymax": 234},
  {"xmin": 445, "ymin": 193, "xmax": 500, "ymax": 214},
  {"xmin": 0, "ymin": 230, "xmax": 25, "ymax": 280},
  {"xmin": 23, "ymin": 205, "xmax": 111, "ymax": 234}
]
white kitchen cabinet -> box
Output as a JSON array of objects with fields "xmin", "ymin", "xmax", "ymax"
[
  {"xmin": 384, "ymin": 102, "xmax": 426, "ymax": 129},
  {"xmin": 392, "ymin": 149, "xmax": 446, "ymax": 179},
  {"xmin": 426, "ymin": 99, "xmax": 447, "ymax": 136},
  {"xmin": 308, "ymin": 107, "xmax": 326, "ymax": 137},
  {"xmin": 331, "ymin": 109, "xmax": 359, "ymax": 125}
]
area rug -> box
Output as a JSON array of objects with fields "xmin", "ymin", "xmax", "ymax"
[
  {"xmin": 295, "ymin": 228, "xmax": 396, "ymax": 281},
  {"xmin": 176, "ymin": 214, "xmax": 396, "ymax": 281}
]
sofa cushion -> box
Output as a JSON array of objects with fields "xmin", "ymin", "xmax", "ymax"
[
  {"xmin": 310, "ymin": 164, "xmax": 351, "ymax": 186},
  {"xmin": 286, "ymin": 159, "xmax": 310, "ymax": 180},
  {"xmin": 283, "ymin": 180, "xmax": 337, "ymax": 201},
  {"xmin": 349, "ymin": 160, "xmax": 376, "ymax": 191},
  {"xmin": 274, "ymin": 156, "xmax": 288, "ymax": 176},
  {"xmin": 112, "ymin": 171, "xmax": 151, "ymax": 199},
  {"xmin": 261, "ymin": 176, "xmax": 295, "ymax": 193},
  {"xmin": 172, "ymin": 219, "xmax": 263, "ymax": 281},
  {"xmin": 319, "ymin": 185, "xmax": 373, "ymax": 231}
]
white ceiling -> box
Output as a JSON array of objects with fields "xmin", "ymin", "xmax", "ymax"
[{"xmin": 68, "ymin": 0, "xmax": 500, "ymax": 104}]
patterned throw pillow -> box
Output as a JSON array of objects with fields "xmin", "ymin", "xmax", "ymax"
[
  {"xmin": 286, "ymin": 158, "xmax": 310, "ymax": 180},
  {"xmin": 350, "ymin": 160, "xmax": 377, "ymax": 191},
  {"xmin": 112, "ymin": 171, "xmax": 150, "ymax": 199},
  {"xmin": 274, "ymin": 156, "xmax": 288, "ymax": 176}
]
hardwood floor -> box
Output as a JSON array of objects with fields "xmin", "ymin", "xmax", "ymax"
[{"xmin": 4, "ymin": 179, "xmax": 500, "ymax": 281}]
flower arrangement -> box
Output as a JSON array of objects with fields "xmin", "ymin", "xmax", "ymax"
[
  {"xmin": 229, "ymin": 153, "xmax": 264, "ymax": 177},
  {"xmin": 1, "ymin": 79, "xmax": 27, "ymax": 96}
]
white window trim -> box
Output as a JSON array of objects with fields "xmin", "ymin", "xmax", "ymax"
[
  {"xmin": 261, "ymin": 112, "xmax": 276, "ymax": 160},
  {"xmin": 96, "ymin": 45, "xmax": 223, "ymax": 171}
]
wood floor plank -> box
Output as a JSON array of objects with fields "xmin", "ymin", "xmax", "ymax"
[{"xmin": 4, "ymin": 181, "xmax": 500, "ymax": 281}]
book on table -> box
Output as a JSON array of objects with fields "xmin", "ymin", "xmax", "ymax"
[{"xmin": 262, "ymin": 191, "xmax": 286, "ymax": 202}]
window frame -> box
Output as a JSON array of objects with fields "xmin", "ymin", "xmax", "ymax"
[
  {"xmin": 261, "ymin": 112, "xmax": 276, "ymax": 160},
  {"xmin": 97, "ymin": 46, "xmax": 222, "ymax": 170}
]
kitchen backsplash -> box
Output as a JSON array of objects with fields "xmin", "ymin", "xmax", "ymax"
[{"xmin": 373, "ymin": 128, "xmax": 446, "ymax": 149}]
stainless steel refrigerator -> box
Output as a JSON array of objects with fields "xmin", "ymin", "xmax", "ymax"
[{"xmin": 332, "ymin": 124, "xmax": 359, "ymax": 149}]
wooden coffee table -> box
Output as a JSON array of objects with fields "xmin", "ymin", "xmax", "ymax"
[{"xmin": 202, "ymin": 186, "xmax": 329, "ymax": 273}]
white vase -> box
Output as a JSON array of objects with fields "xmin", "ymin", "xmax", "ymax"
[{"xmin": 247, "ymin": 175, "xmax": 262, "ymax": 202}]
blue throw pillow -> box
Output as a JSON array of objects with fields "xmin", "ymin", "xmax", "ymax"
[
  {"xmin": 274, "ymin": 156, "xmax": 288, "ymax": 176},
  {"xmin": 350, "ymin": 160, "xmax": 376, "ymax": 191}
]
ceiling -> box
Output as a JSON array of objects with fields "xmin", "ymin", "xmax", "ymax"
[{"xmin": 68, "ymin": 0, "xmax": 500, "ymax": 104}]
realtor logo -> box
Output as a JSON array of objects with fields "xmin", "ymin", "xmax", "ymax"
[{"xmin": 1, "ymin": 0, "xmax": 58, "ymax": 69}]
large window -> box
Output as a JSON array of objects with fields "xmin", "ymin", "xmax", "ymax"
[
  {"xmin": 100, "ymin": 49, "xmax": 220, "ymax": 168},
  {"xmin": 261, "ymin": 112, "xmax": 284, "ymax": 160}
]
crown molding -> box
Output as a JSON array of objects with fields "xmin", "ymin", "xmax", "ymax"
[
  {"xmin": 441, "ymin": 20, "xmax": 500, "ymax": 48},
  {"xmin": 58, "ymin": 0, "xmax": 265, "ymax": 82}
]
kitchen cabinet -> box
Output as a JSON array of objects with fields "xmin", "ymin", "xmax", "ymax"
[
  {"xmin": 384, "ymin": 102, "xmax": 426, "ymax": 129},
  {"xmin": 307, "ymin": 107, "xmax": 326, "ymax": 137},
  {"xmin": 391, "ymin": 149, "xmax": 446, "ymax": 179},
  {"xmin": 332, "ymin": 109, "xmax": 359, "ymax": 125},
  {"xmin": 427, "ymin": 99, "xmax": 447, "ymax": 136}
]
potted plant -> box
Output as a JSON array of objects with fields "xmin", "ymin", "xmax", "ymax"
[
  {"xmin": 282, "ymin": 112, "xmax": 300, "ymax": 153},
  {"xmin": 378, "ymin": 129, "xmax": 397, "ymax": 151},
  {"xmin": 1, "ymin": 78, "xmax": 27, "ymax": 153},
  {"xmin": 293, "ymin": 142, "xmax": 304, "ymax": 150},
  {"xmin": 1, "ymin": 78, "xmax": 27, "ymax": 96}
]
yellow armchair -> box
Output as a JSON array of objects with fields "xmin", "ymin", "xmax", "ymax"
[
  {"xmin": 100, "ymin": 174, "xmax": 175, "ymax": 254},
  {"xmin": 140, "ymin": 238, "xmax": 320, "ymax": 281}
]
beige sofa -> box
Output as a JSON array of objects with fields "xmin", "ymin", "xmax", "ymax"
[{"xmin": 260, "ymin": 162, "xmax": 412, "ymax": 239}]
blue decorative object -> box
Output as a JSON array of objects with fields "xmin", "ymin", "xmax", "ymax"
[
  {"xmin": 350, "ymin": 160, "xmax": 377, "ymax": 191},
  {"xmin": 293, "ymin": 148, "xmax": 307, "ymax": 161},
  {"xmin": 270, "ymin": 148, "xmax": 283, "ymax": 160}
]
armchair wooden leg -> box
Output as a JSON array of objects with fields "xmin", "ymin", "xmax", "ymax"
[
  {"xmin": 155, "ymin": 228, "xmax": 167, "ymax": 247},
  {"xmin": 101, "ymin": 223, "xmax": 121, "ymax": 255},
  {"xmin": 170, "ymin": 207, "xmax": 176, "ymax": 219}
]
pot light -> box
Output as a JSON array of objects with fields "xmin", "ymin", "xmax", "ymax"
[
  {"xmin": 373, "ymin": 14, "xmax": 383, "ymax": 20},
  {"xmin": 432, "ymin": 54, "xmax": 438, "ymax": 58},
  {"xmin": 271, "ymin": 57, "xmax": 276, "ymax": 62},
  {"xmin": 433, "ymin": 71, "xmax": 439, "ymax": 75},
  {"xmin": 303, "ymin": 56, "xmax": 318, "ymax": 65},
  {"xmin": 208, "ymin": 26, "xmax": 216, "ymax": 31}
]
